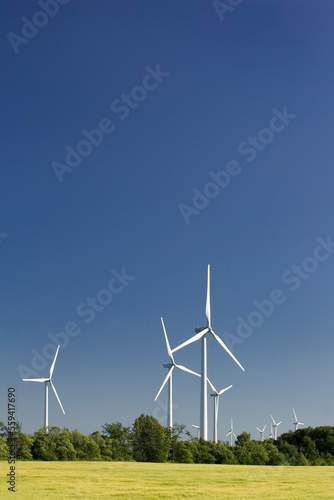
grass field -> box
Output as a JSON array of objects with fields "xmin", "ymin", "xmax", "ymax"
[{"xmin": 1, "ymin": 461, "xmax": 334, "ymax": 499}]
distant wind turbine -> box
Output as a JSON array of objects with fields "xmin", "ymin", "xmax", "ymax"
[
  {"xmin": 208, "ymin": 378, "xmax": 232, "ymax": 443},
  {"xmin": 192, "ymin": 424, "xmax": 200, "ymax": 439},
  {"xmin": 22, "ymin": 345, "xmax": 65, "ymax": 433},
  {"xmin": 226, "ymin": 418, "xmax": 236, "ymax": 446},
  {"xmin": 269, "ymin": 424, "xmax": 274, "ymax": 439},
  {"xmin": 256, "ymin": 424, "xmax": 267, "ymax": 442},
  {"xmin": 270, "ymin": 414, "xmax": 282, "ymax": 440},
  {"xmin": 172, "ymin": 265, "xmax": 245, "ymax": 440},
  {"xmin": 292, "ymin": 408, "xmax": 304, "ymax": 431},
  {"xmin": 154, "ymin": 317, "xmax": 200, "ymax": 430}
]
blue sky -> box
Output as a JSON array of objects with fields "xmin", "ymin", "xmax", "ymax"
[{"xmin": 1, "ymin": 0, "xmax": 333, "ymax": 442}]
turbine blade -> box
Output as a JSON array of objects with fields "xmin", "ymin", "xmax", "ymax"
[
  {"xmin": 49, "ymin": 345, "xmax": 60, "ymax": 378},
  {"xmin": 205, "ymin": 265, "xmax": 211, "ymax": 328},
  {"xmin": 218, "ymin": 384, "xmax": 233, "ymax": 395},
  {"xmin": 174, "ymin": 363, "xmax": 200, "ymax": 377},
  {"xmin": 172, "ymin": 329, "xmax": 208, "ymax": 353},
  {"xmin": 263, "ymin": 425, "xmax": 267, "ymax": 431},
  {"xmin": 210, "ymin": 330, "xmax": 245, "ymax": 371},
  {"xmin": 270, "ymin": 414, "xmax": 276, "ymax": 425},
  {"xmin": 49, "ymin": 380, "xmax": 65, "ymax": 414},
  {"xmin": 154, "ymin": 366, "xmax": 174, "ymax": 401},
  {"xmin": 293, "ymin": 407, "xmax": 297, "ymax": 421},
  {"xmin": 226, "ymin": 431, "xmax": 232, "ymax": 436},
  {"xmin": 256, "ymin": 427, "xmax": 261, "ymax": 432},
  {"xmin": 299, "ymin": 422, "xmax": 304, "ymax": 426},
  {"xmin": 277, "ymin": 421, "xmax": 282, "ymax": 426},
  {"xmin": 161, "ymin": 317, "xmax": 174, "ymax": 362},
  {"xmin": 233, "ymin": 432, "xmax": 237, "ymax": 438},
  {"xmin": 22, "ymin": 378, "xmax": 49, "ymax": 382},
  {"xmin": 207, "ymin": 378, "xmax": 217, "ymax": 394}
]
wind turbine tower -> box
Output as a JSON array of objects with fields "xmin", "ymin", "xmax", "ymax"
[
  {"xmin": 155, "ymin": 317, "xmax": 200, "ymax": 430},
  {"xmin": 256, "ymin": 424, "xmax": 267, "ymax": 442},
  {"xmin": 192, "ymin": 424, "xmax": 200, "ymax": 439},
  {"xmin": 226, "ymin": 418, "xmax": 236, "ymax": 446},
  {"xmin": 270, "ymin": 414, "xmax": 282, "ymax": 440},
  {"xmin": 269, "ymin": 424, "xmax": 274, "ymax": 439},
  {"xmin": 208, "ymin": 379, "xmax": 232, "ymax": 443},
  {"xmin": 172, "ymin": 265, "xmax": 245, "ymax": 440},
  {"xmin": 22, "ymin": 345, "xmax": 65, "ymax": 433},
  {"xmin": 293, "ymin": 408, "xmax": 304, "ymax": 431}
]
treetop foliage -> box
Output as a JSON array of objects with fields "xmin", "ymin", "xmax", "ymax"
[{"xmin": 0, "ymin": 419, "xmax": 333, "ymax": 465}]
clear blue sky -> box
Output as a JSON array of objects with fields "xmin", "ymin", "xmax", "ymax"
[{"xmin": 1, "ymin": 0, "xmax": 333, "ymax": 442}]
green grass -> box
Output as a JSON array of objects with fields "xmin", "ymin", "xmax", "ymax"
[{"xmin": 1, "ymin": 461, "xmax": 334, "ymax": 499}]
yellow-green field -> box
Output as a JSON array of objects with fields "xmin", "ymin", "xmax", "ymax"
[{"xmin": 1, "ymin": 461, "xmax": 334, "ymax": 499}]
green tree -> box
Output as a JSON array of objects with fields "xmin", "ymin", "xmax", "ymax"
[
  {"xmin": 169, "ymin": 423, "xmax": 190, "ymax": 462},
  {"xmin": 102, "ymin": 422, "xmax": 133, "ymax": 461},
  {"xmin": 263, "ymin": 440, "xmax": 287, "ymax": 465},
  {"xmin": 211, "ymin": 442, "xmax": 237, "ymax": 464},
  {"xmin": 194, "ymin": 440, "xmax": 215, "ymax": 464},
  {"xmin": 16, "ymin": 433, "xmax": 33, "ymax": 460},
  {"xmin": 31, "ymin": 428, "xmax": 76, "ymax": 461},
  {"xmin": 0, "ymin": 422, "xmax": 7, "ymax": 439},
  {"xmin": 0, "ymin": 436, "xmax": 9, "ymax": 459},
  {"xmin": 172, "ymin": 441, "xmax": 194, "ymax": 463},
  {"xmin": 234, "ymin": 433, "xmax": 269, "ymax": 465},
  {"xmin": 70, "ymin": 430, "xmax": 101, "ymax": 460},
  {"xmin": 31, "ymin": 432, "xmax": 58, "ymax": 460},
  {"xmin": 301, "ymin": 435, "xmax": 319, "ymax": 465},
  {"xmin": 90, "ymin": 431, "xmax": 113, "ymax": 460},
  {"xmin": 8, "ymin": 422, "xmax": 33, "ymax": 460},
  {"xmin": 132, "ymin": 414, "xmax": 170, "ymax": 462}
]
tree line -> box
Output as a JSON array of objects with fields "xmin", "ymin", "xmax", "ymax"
[{"xmin": 0, "ymin": 416, "xmax": 333, "ymax": 465}]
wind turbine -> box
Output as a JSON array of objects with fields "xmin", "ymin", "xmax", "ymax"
[
  {"xmin": 256, "ymin": 424, "xmax": 267, "ymax": 442},
  {"xmin": 172, "ymin": 265, "xmax": 245, "ymax": 440},
  {"xmin": 192, "ymin": 424, "xmax": 200, "ymax": 439},
  {"xmin": 270, "ymin": 414, "xmax": 282, "ymax": 440},
  {"xmin": 154, "ymin": 317, "xmax": 200, "ymax": 430},
  {"xmin": 269, "ymin": 424, "xmax": 274, "ymax": 439},
  {"xmin": 292, "ymin": 408, "xmax": 304, "ymax": 431},
  {"xmin": 207, "ymin": 378, "xmax": 232, "ymax": 443},
  {"xmin": 226, "ymin": 418, "xmax": 236, "ymax": 446},
  {"xmin": 22, "ymin": 345, "xmax": 65, "ymax": 433}
]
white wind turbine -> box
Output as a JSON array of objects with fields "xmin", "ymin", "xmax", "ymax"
[
  {"xmin": 226, "ymin": 418, "xmax": 236, "ymax": 446},
  {"xmin": 293, "ymin": 408, "xmax": 304, "ymax": 431},
  {"xmin": 270, "ymin": 414, "xmax": 282, "ymax": 440},
  {"xmin": 256, "ymin": 424, "xmax": 267, "ymax": 442},
  {"xmin": 154, "ymin": 317, "xmax": 200, "ymax": 430},
  {"xmin": 269, "ymin": 424, "xmax": 274, "ymax": 439},
  {"xmin": 192, "ymin": 424, "xmax": 200, "ymax": 439},
  {"xmin": 22, "ymin": 345, "xmax": 65, "ymax": 433},
  {"xmin": 172, "ymin": 265, "xmax": 245, "ymax": 440},
  {"xmin": 207, "ymin": 378, "xmax": 232, "ymax": 443}
]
